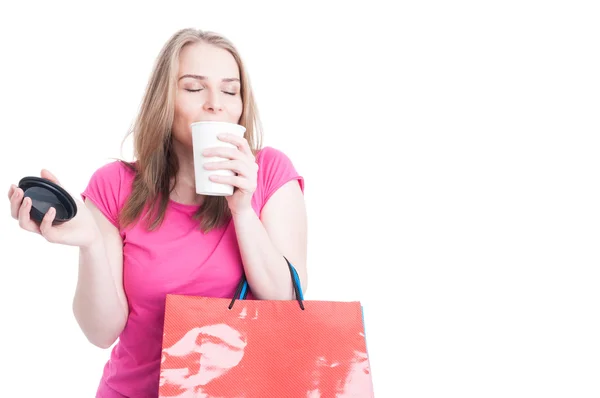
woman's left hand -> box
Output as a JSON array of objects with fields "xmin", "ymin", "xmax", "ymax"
[{"xmin": 203, "ymin": 133, "xmax": 258, "ymax": 216}]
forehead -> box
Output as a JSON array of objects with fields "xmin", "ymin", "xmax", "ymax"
[{"xmin": 178, "ymin": 42, "xmax": 240, "ymax": 79}]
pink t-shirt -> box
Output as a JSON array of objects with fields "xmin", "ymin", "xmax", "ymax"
[{"xmin": 81, "ymin": 146, "xmax": 304, "ymax": 398}]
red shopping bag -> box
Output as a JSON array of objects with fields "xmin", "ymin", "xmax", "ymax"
[{"xmin": 159, "ymin": 258, "xmax": 374, "ymax": 397}]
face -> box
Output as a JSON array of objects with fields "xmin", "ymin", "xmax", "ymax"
[{"xmin": 172, "ymin": 42, "xmax": 243, "ymax": 147}]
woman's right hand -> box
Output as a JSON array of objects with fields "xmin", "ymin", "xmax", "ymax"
[{"xmin": 8, "ymin": 169, "xmax": 101, "ymax": 248}]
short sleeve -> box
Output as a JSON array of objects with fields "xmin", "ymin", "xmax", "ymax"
[
  {"xmin": 253, "ymin": 147, "xmax": 304, "ymax": 214},
  {"xmin": 81, "ymin": 161, "xmax": 129, "ymax": 229}
]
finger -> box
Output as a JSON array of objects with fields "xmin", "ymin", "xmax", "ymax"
[
  {"xmin": 7, "ymin": 184, "xmax": 16, "ymax": 200},
  {"xmin": 10, "ymin": 187, "xmax": 24, "ymax": 219},
  {"xmin": 18, "ymin": 197, "xmax": 41, "ymax": 233},
  {"xmin": 209, "ymin": 175, "xmax": 256, "ymax": 192},
  {"xmin": 39, "ymin": 207, "xmax": 57, "ymax": 241},
  {"xmin": 217, "ymin": 133, "xmax": 253, "ymax": 156},
  {"xmin": 40, "ymin": 169, "xmax": 61, "ymax": 185},
  {"xmin": 203, "ymin": 159, "xmax": 253, "ymax": 175},
  {"xmin": 202, "ymin": 146, "xmax": 242, "ymax": 160}
]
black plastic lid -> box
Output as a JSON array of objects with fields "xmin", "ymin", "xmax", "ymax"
[{"xmin": 18, "ymin": 176, "xmax": 77, "ymax": 225}]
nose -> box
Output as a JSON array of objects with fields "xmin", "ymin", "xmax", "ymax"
[{"xmin": 202, "ymin": 90, "xmax": 222, "ymax": 113}]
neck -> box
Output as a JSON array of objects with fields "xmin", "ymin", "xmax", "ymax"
[{"xmin": 170, "ymin": 141, "xmax": 203, "ymax": 206}]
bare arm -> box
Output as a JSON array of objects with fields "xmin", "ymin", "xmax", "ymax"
[
  {"xmin": 72, "ymin": 199, "xmax": 128, "ymax": 349},
  {"xmin": 232, "ymin": 180, "xmax": 307, "ymax": 300}
]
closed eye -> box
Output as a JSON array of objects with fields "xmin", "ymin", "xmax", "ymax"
[{"xmin": 185, "ymin": 88, "xmax": 236, "ymax": 96}]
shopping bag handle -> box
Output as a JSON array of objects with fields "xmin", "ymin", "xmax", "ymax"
[{"xmin": 228, "ymin": 256, "xmax": 305, "ymax": 310}]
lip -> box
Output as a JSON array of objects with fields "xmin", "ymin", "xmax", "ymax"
[{"xmin": 190, "ymin": 120, "xmax": 237, "ymax": 125}]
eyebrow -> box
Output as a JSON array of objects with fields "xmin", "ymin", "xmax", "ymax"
[{"xmin": 178, "ymin": 74, "xmax": 240, "ymax": 83}]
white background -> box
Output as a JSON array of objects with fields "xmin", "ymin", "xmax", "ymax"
[{"xmin": 1, "ymin": 1, "xmax": 599, "ymax": 397}]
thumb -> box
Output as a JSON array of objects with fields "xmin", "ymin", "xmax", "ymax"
[{"xmin": 41, "ymin": 169, "xmax": 61, "ymax": 185}]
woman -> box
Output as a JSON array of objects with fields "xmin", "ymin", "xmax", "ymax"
[{"xmin": 7, "ymin": 28, "xmax": 307, "ymax": 397}]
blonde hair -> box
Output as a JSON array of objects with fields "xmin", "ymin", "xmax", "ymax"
[{"xmin": 119, "ymin": 28, "xmax": 263, "ymax": 232}]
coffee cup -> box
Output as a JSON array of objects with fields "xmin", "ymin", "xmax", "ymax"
[{"xmin": 191, "ymin": 121, "xmax": 247, "ymax": 196}]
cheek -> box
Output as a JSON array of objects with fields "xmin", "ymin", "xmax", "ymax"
[
  {"xmin": 172, "ymin": 101, "xmax": 195, "ymax": 143},
  {"xmin": 174, "ymin": 100, "xmax": 194, "ymax": 127},
  {"xmin": 227, "ymin": 97, "xmax": 244, "ymax": 120}
]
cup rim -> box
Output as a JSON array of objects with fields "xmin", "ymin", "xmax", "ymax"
[
  {"xmin": 190, "ymin": 121, "xmax": 246, "ymax": 135},
  {"xmin": 190, "ymin": 121, "xmax": 244, "ymax": 127}
]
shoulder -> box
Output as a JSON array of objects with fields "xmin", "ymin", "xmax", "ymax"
[
  {"xmin": 252, "ymin": 146, "xmax": 304, "ymax": 213},
  {"xmin": 255, "ymin": 146, "xmax": 301, "ymax": 177},
  {"xmin": 81, "ymin": 160, "xmax": 137, "ymax": 227},
  {"xmin": 256, "ymin": 146, "xmax": 288, "ymax": 163},
  {"xmin": 86, "ymin": 160, "xmax": 137, "ymax": 193},
  {"xmin": 90, "ymin": 159, "xmax": 136, "ymax": 181},
  {"xmin": 255, "ymin": 146, "xmax": 299, "ymax": 176}
]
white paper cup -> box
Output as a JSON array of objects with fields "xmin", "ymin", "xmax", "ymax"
[{"xmin": 191, "ymin": 121, "xmax": 247, "ymax": 196}]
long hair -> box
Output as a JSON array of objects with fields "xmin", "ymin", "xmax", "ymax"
[{"xmin": 119, "ymin": 28, "xmax": 263, "ymax": 232}]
